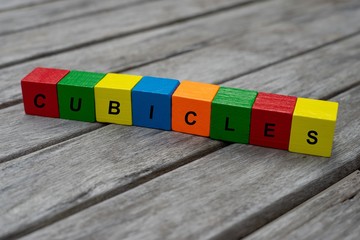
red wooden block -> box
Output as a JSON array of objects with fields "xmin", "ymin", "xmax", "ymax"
[
  {"xmin": 21, "ymin": 67, "xmax": 69, "ymax": 118},
  {"xmin": 249, "ymin": 92, "xmax": 297, "ymax": 150}
]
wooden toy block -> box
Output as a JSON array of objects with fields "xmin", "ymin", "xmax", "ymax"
[
  {"xmin": 57, "ymin": 70, "xmax": 106, "ymax": 122},
  {"xmin": 132, "ymin": 76, "xmax": 180, "ymax": 130},
  {"xmin": 210, "ymin": 87, "xmax": 258, "ymax": 143},
  {"xmin": 249, "ymin": 92, "xmax": 297, "ymax": 150},
  {"xmin": 289, "ymin": 98, "xmax": 339, "ymax": 157},
  {"xmin": 21, "ymin": 67, "xmax": 69, "ymax": 118},
  {"xmin": 172, "ymin": 81, "xmax": 219, "ymax": 136},
  {"xmin": 94, "ymin": 73, "xmax": 142, "ymax": 125}
]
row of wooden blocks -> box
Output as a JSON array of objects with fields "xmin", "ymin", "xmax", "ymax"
[{"xmin": 21, "ymin": 67, "xmax": 339, "ymax": 157}]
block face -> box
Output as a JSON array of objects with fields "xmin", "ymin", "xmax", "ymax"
[
  {"xmin": 21, "ymin": 67, "xmax": 69, "ymax": 117},
  {"xmin": 132, "ymin": 76, "xmax": 180, "ymax": 130},
  {"xmin": 249, "ymin": 92, "xmax": 297, "ymax": 149},
  {"xmin": 172, "ymin": 81, "xmax": 220, "ymax": 136},
  {"xmin": 289, "ymin": 98, "xmax": 339, "ymax": 157},
  {"xmin": 94, "ymin": 73, "xmax": 142, "ymax": 125},
  {"xmin": 210, "ymin": 87, "xmax": 258, "ymax": 143},
  {"xmin": 57, "ymin": 71, "xmax": 106, "ymax": 122}
]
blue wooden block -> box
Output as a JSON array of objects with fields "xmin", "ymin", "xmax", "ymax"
[{"xmin": 132, "ymin": 76, "xmax": 180, "ymax": 130}]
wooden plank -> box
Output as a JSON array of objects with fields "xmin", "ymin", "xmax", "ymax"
[
  {"xmin": 280, "ymin": 193, "xmax": 360, "ymax": 240},
  {"xmin": 1, "ymin": 32, "xmax": 360, "ymax": 239},
  {"xmin": 0, "ymin": 0, "xmax": 253, "ymax": 68},
  {"xmin": 2, "ymin": 0, "xmax": 360, "ymax": 106},
  {"xmin": 0, "ymin": 0, "xmax": 64, "ymax": 12},
  {"xmin": 0, "ymin": 104, "xmax": 103, "ymax": 163},
  {"xmin": 245, "ymin": 170, "xmax": 360, "ymax": 240},
  {"xmin": 20, "ymin": 85, "xmax": 360, "ymax": 240},
  {"xmin": 0, "ymin": 0, "xmax": 149, "ymax": 36}
]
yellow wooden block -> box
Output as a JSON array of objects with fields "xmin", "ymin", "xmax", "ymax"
[
  {"xmin": 289, "ymin": 98, "xmax": 338, "ymax": 157},
  {"xmin": 94, "ymin": 73, "xmax": 142, "ymax": 125}
]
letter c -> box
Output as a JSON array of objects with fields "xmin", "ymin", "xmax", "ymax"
[
  {"xmin": 185, "ymin": 111, "xmax": 197, "ymax": 125},
  {"xmin": 34, "ymin": 94, "xmax": 46, "ymax": 108}
]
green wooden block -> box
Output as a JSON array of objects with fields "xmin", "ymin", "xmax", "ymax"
[
  {"xmin": 210, "ymin": 87, "xmax": 258, "ymax": 143},
  {"xmin": 57, "ymin": 70, "xmax": 106, "ymax": 122}
]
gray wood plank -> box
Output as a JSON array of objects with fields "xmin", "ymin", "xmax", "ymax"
[
  {"xmin": 2, "ymin": 0, "xmax": 360, "ymax": 106},
  {"xmin": 21, "ymin": 85, "xmax": 360, "ymax": 240},
  {"xmin": 0, "ymin": 104, "xmax": 103, "ymax": 163},
  {"xmin": 245, "ymin": 170, "xmax": 360, "ymax": 240},
  {"xmin": 0, "ymin": 0, "xmax": 64, "ymax": 12},
  {"xmin": 0, "ymin": 0, "xmax": 150, "ymax": 36},
  {"xmin": 0, "ymin": 0, "xmax": 253, "ymax": 68},
  {"xmin": 283, "ymin": 194, "xmax": 360, "ymax": 240},
  {"xmin": 2, "ymin": 32, "xmax": 360, "ymax": 238}
]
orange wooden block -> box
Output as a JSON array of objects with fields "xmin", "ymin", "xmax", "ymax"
[{"xmin": 172, "ymin": 80, "xmax": 219, "ymax": 136}]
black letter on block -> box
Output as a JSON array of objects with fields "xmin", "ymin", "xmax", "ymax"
[
  {"xmin": 34, "ymin": 94, "xmax": 46, "ymax": 108},
  {"xmin": 149, "ymin": 105, "xmax": 154, "ymax": 119},
  {"xmin": 225, "ymin": 117, "xmax": 235, "ymax": 131},
  {"xmin": 264, "ymin": 123, "xmax": 276, "ymax": 137},
  {"xmin": 108, "ymin": 101, "xmax": 120, "ymax": 115},
  {"xmin": 307, "ymin": 130, "xmax": 318, "ymax": 145},
  {"xmin": 185, "ymin": 111, "xmax": 197, "ymax": 125},
  {"xmin": 70, "ymin": 97, "xmax": 82, "ymax": 112}
]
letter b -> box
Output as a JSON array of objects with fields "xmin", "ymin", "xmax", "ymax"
[{"xmin": 108, "ymin": 101, "xmax": 120, "ymax": 115}]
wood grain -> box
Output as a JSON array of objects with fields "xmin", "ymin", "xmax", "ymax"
[
  {"xmin": 245, "ymin": 170, "xmax": 360, "ymax": 240},
  {"xmin": 2, "ymin": 0, "xmax": 360, "ymax": 106},
  {"xmin": 0, "ymin": 0, "xmax": 359, "ymax": 239},
  {"xmin": 2, "ymin": 31, "xmax": 360, "ymax": 238},
  {"xmin": 0, "ymin": 0, "xmax": 63, "ymax": 12},
  {"xmin": 22, "ymin": 85, "xmax": 360, "ymax": 240},
  {"xmin": 0, "ymin": 0, "xmax": 253, "ymax": 68},
  {"xmin": 282, "ymin": 193, "xmax": 360, "ymax": 240},
  {"xmin": 0, "ymin": 104, "xmax": 103, "ymax": 163},
  {"xmin": 0, "ymin": 0, "xmax": 149, "ymax": 36}
]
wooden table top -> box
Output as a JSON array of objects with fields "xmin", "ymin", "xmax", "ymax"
[{"xmin": 1, "ymin": 0, "xmax": 359, "ymax": 239}]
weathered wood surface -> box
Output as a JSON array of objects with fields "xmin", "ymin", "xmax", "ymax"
[
  {"xmin": 0, "ymin": 0, "xmax": 359, "ymax": 239},
  {"xmin": 0, "ymin": 0, "xmax": 148, "ymax": 36},
  {"xmin": 245, "ymin": 170, "xmax": 360, "ymax": 240},
  {"xmin": 2, "ymin": 0, "xmax": 360, "ymax": 106},
  {"xmin": 0, "ymin": 0, "xmax": 252, "ymax": 68},
  {"xmin": 0, "ymin": 0, "xmax": 61, "ymax": 12},
  {"xmin": 0, "ymin": 104, "xmax": 103, "ymax": 163},
  {"xmin": 2, "ymin": 29, "xmax": 360, "ymax": 239},
  {"xmin": 2, "ymin": 0, "xmax": 359, "ymax": 164},
  {"xmin": 22, "ymin": 85, "xmax": 360, "ymax": 240}
]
